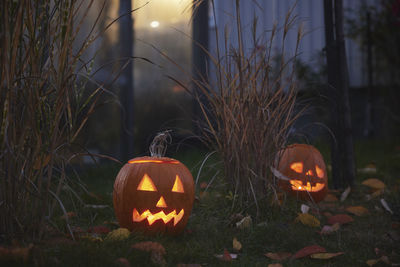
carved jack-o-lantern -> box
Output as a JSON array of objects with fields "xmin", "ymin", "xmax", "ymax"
[
  {"xmin": 113, "ymin": 132, "xmax": 195, "ymax": 235},
  {"xmin": 276, "ymin": 144, "xmax": 328, "ymax": 202}
]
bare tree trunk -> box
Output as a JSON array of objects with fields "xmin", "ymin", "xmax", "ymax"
[
  {"xmin": 324, "ymin": 0, "xmax": 343, "ymax": 188},
  {"xmin": 119, "ymin": 0, "xmax": 134, "ymax": 161},
  {"xmin": 323, "ymin": 0, "xmax": 356, "ymax": 188},
  {"xmin": 334, "ymin": 0, "xmax": 356, "ymax": 187},
  {"xmin": 192, "ymin": 0, "xmax": 209, "ymax": 136}
]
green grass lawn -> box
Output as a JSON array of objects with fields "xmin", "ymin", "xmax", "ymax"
[{"xmin": 2, "ymin": 140, "xmax": 399, "ymax": 266}]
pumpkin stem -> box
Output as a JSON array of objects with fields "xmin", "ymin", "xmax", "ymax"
[{"xmin": 149, "ymin": 131, "xmax": 171, "ymax": 158}]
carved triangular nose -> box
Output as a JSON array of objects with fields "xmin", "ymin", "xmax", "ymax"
[{"xmin": 156, "ymin": 196, "xmax": 167, "ymax": 208}]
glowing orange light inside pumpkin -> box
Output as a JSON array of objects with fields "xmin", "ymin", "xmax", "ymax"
[
  {"xmin": 315, "ymin": 165, "xmax": 324, "ymax": 178},
  {"xmin": 171, "ymin": 175, "xmax": 184, "ymax": 193},
  {"xmin": 290, "ymin": 162, "xmax": 303, "ymax": 173},
  {"xmin": 156, "ymin": 196, "xmax": 167, "ymax": 208},
  {"xmin": 137, "ymin": 174, "xmax": 157, "ymax": 191},
  {"xmin": 132, "ymin": 208, "xmax": 184, "ymax": 226},
  {"xmin": 128, "ymin": 159, "xmax": 179, "ymax": 164},
  {"xmin": 289, "ymin": 180, "xmax": 325, "ymax": 192},
  {"xmin": 305, "ymin": 170, "xmax": 314, "ymax": 176}
]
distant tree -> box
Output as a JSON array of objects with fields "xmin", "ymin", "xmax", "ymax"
[
  {"xmin": 119, "ymin": 0, "xmax": 134, "ymax": 161},
  {"xmin": 323, "ymin": 0, "xmax": 356, "ymax": 188}
]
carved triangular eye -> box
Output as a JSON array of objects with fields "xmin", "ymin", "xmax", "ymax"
[
  {"xmin": 137, "ymin": 174, "xmax": 157, "ymax": 191},
  {"xmin": 315, "ymin": 165, "xmax": 324, "ymax": 178},
  {"xmin": 171, "ymin": 175, "xmax": 184, "ymax": 193},
  {"xmin": 290, "ymin": 162, "xmax": 303, "ymax": 173}
]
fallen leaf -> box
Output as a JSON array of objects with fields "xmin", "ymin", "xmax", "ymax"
[
  {"xmin": 310, "ymin": 252, "xmax": 344, "ymax": 259},
  {"xmin": 319, "ymin": 223, "xmax": 340, "ymax": 235},
  {"xmin": 88, "ymin": 226, "xmax": 110, "ymax": 234},
  {"xmin": 366, "ymin": 259, "xmax": 380, "ymax": 266},
  {"xmin": 268, "ymin": 264, "xmax": 283, "ymax": 267},
  {"xmin": 340, "ymin": 187, "xmax": 351, "ymax": 202},
  {"xmin": 380, "ymin": 198, "xmax": 393, "ymax": 214},
  {"xmin": 301, "ymin": 204, "xmax": 310, "ymax": 214},
  {"xmin": 362, "ymin": 178, "xmax": 385, "ymax": 190},
  {"xmin": 323, "ymin": 212, "xmax": 333, "ymax": 218},
  {"xmin": 264, "ymin": 252, "xmax": 292, "ymax": 261},
  {"xmin": 215, "ymin": 249, "xmax": 237, "ymax": 261},
  {"xmin": 0, "ymin": 244, "xmax": 33, "ymax": 263},
  {"xmin": 232, "ymin": 237, "xmax": 242, "ymax": 251},
  {"xmin": 114, "ymin": 257, "xmax": 131, "ymax": 267},
  {"xmin": 295, "ymin": 213, "xmax": 320, "ymax": 227},
  {"xmin": 323, "ymin": 194, "xmax": 339, "ymax": 202},
  {"xmin": 293, "ymin": 245, "xmax": 326, "ymax": 259},
  {"xmin": 327, "ymin": 214, "xmax": 354, "ymax": 225},
  {"xmin": 105, "ymin": 228, "xmax": 130, "ymax": 241},
  {"xmin": 345, "ymin": 206, "xmax": 369, "ymax": 216},
  {"xmin": 236, "ymin": 215, "xmax": 252, "ymax": 229}
]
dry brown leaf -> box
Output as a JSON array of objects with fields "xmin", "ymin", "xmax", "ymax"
[
  {"xmin": 293, "ymin": 245, "xmax": 326, "ymax": 259},
  {"xmin": 264, "ymin": 252, "xmax": 292, "ymax": 261},
  {"xmin": 327, "ymin": 214, "xmax": 354, "ymax": 225},
  {"xmin": 310, "ymin": 252, "xmax": 344, "ymax": 259},
  {"xmin": 345, "ymin": 206, "xmax": 369, "ymax": 216},
  {"xmin": 295, "ymin": 213, "xmax": 320, "ymax": 227},
  {"xmin": 0, "ymin": 244, "xmax": 33, "ymax": 263},
  {"xmin": 114, "ymin": 257, "xmax": 131, "ymax": 267},
  {"xmin": 268, "ymin": 264, "xmax": 283, "ymax": 267},
  {"xmin": 362, "ymin": 178, "xmax": 385, "ymax": 190},
  {"xmin": 323, "ymin": 194, "xmax": 339, "ymax": 202},
  {"xmin": 232, "ymin": 237, "xmax": 242, "ymax": 251}
]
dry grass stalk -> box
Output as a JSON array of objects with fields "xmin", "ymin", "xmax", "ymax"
[
  {"xmin": 191, "ymin": 1, "xmax": 304, "ymax": 213},
  {"xmin": 0, "ymin": 0, "xmax": 119, "ymax": 241}
]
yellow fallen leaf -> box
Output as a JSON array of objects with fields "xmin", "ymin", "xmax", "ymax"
[
  {"xmin": 232, "ymin": 237, "xmax": 242, "ymax": 251},
  {"xmin": 362, "ymin": 178, "xmax": 385, "ymax": 190},
  {"xmin": 105, "ymin": 228, "xmax": 130, "ymax": 241},
  {"xmin": 345, "ymin": 206, "xmax": 369, "ymax": 216},
  {"xmin": 310, "ymin": 252, "xmax": 344, "ymax": 259},
  {"xmin": 366, "ymin": 259, "xmax": 380, "ymax": 266},
  {"xmin": 264, "ymin": 252, "xmax": 292, "ymax": 261},
  {"xmin": 295, "ymin": 213, "xmax": 320, "ymax": 227}
]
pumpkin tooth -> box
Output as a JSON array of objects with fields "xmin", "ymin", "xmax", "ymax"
[{"xmin": 132, "ymin": 209, "xmax": 185, "ymax": 226}]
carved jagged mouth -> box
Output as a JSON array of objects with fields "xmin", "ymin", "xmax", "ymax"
[
  {"xmin": 290, "ymin": 180, "xmax": 325, "ymax": 192},
  {"xmin": 132, "ymin": 209, "xmax": 184, "ymax": 226}
]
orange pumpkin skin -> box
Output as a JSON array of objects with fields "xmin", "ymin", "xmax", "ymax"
[
  {"xmin": 276, "ymin": 144, "xmax": 328, "ymax": 203},
  {"xmin": 113, "ymin": 156, "xmax": 195, "ymax": 235}
]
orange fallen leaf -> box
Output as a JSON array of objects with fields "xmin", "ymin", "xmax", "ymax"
[
  {"xmin": 232, "ymin": 237, "xmax": 242, "ymax": 251},
  {"xmin": 310, "ymin": 252, "xmax": 344, "ymax": 259},
  {"xmin": 362, "ymin": 178, "xmax": 385, "ymax": 190},
  {"xmin": 323, "ymin": 194, "xmax": 339, "ymax": 202},
  {"xmin": 327, "ymin": 214, "xmax": 354, "ymax": 225},
  {"xmin": 366, "ymin": 258, "xmax": 380, "ymax": 266},
  {"xmin": 345, "ymin": 206, "xmax": 369, "ymax": 216},
  {"xmin": 264, "ymin": 252, "xmax": 292, "ymax": 261},
  {"xmin": 293, "ymin": 245, "xmax": 326, "ymax": 259}
]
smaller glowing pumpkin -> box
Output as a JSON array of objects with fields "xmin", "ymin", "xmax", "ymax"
[{"xmin": 275, "ymin": 144, "xmax": 328, "ymax": 202}]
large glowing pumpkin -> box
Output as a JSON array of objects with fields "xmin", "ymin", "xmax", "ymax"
[
  {"xmin": 275, "ymin": 144, "xmax": 328, "ymax": 202},
  {"xmin": 113, "ymin": 133, "xmax": 195, "ymax": 235}
]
